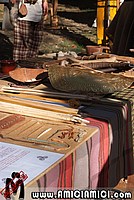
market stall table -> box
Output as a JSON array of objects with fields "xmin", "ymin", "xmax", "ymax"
[
  {"xmin": 0, "ymin": 91, "xmax": 133, "ymax": 199},
  {"xmin": 0, "ymin": 85, "xmax": 99, "ymax": 199},
  {"xmin": 29, "ymin": 88, "xmax": 134, "ymax": 197},
  {"xmin": 0, "ymin": 58, "xmax": 133, "ymax": 199}
]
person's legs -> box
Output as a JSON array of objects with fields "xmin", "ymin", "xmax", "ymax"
[
  {"xmin": 27, "ymin": 21, "xmax": 44, "ymax": 58},
  {"xmin": 13, "ymin": 20, "xmax": 31, "ymax": 61}
]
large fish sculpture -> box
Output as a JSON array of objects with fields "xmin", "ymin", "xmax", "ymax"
[{"xmin": 48, "ymin": 65, "xmax": 133, "ymax": 94}]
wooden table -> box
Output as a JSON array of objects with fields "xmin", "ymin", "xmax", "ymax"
[
  {"xmin": 0, "ymin": 79, "xmax": 133, "ymax": 199},
  {"xmin": 0, "ymin": 88, "xmax": 98, "ymax": 199}
]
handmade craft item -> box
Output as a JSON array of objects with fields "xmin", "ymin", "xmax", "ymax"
[
  {"xmin": 1, "ymin": 60, "xmax": 16, "ymax": 75},
  {"xmin": 0, "ymin": 112, "xmax": 97, "ymax": 153},
  {"xmin": 0, "ymin": 114, "xmax": 25, "ymax": 129},
  {"xmin": 9, "ymin": 67, "xmax": 47, "ymax": 83},
  {"xmin": 48, "ymin": 65, "xmax": 133, "ymax": 94},
  {"xmin": 18, "ymin": 0, "xmax": 28, "ymax": 17}
]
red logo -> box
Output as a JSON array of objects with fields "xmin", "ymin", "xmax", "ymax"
[{"xmin": 0, "ymin": 171, "xmax": 28, "ymax": 199}]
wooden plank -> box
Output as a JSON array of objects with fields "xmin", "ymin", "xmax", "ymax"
[
  {"xmin": 97, "ymin": 0, "xmax": 105, "ymax": 44},
  {"xmin": 109, "ymin": 0, "xmax": 118, "ymax": 22},
  {"xmin": 0, "ymin": 111, "xmax": 98, "ymax": 174},
  {"xmin": 113, "ymin": 55, "xmax": 134, "ymax": 64}
]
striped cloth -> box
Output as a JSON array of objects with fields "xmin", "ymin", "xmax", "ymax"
[
  {"xmin": 80, "ymin": 98, "xmax": 134, "ymax": 186},
  {"xmin": 13, "ymin": 20, "xmax": 43, "ymax": 61},
  {"xmin": 32, "ymin": 91, "xmax": 134, "ymax": 193},
  {"xmin": 109, "ymin": 88, "xmax": 134, "ymax": 158}
]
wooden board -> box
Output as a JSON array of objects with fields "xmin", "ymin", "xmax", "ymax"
[
  {"xmin": 0, "ymin": 111, "xmax": 98, "ymax": 154},
  {"xmin": 0, "ymin": 111, "xmax": 98, "ymax": 188}
]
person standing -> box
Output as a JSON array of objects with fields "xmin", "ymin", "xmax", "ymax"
[
  {"xmin": 12, "ymin": 0, "xmax": 48, "ymax": 61},
  {"xmin": 106, "ymin": 0, "xmax": 134, "ymax": 56}
]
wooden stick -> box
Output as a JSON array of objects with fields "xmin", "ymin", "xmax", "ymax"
[
  {"xmin": 0, "ymin": 93, "xmax": 77, "ymax": 115},
  {"xmin": 0, "ymin": 98, "xmax": 89, "ymax": 124},
  {"xmin": 37, "ymin": 128, "xmax": 52, "ymax": 138},
  {"xmin": 67, "ymin": 56, "xmax": 117, "ymax": 64},
  {"xmin": 0, "ymin": 133, "xmax": 68, "ymax": 149},
  {"xmin": 1, "ymin": 86, "xmax": 90, "ymax": 100},
  {"xmin": 0, "ymin": 100, "xmax": 73, "ymax": 122},
  {"xmin": 113, "ymin": 55, "xmax": 134, "ymax": 64}
]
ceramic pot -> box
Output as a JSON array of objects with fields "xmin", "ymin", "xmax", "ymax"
[
  {"xmin": 1, "ymin": 60, "xmax": 16, "ymax": 75},
  {"xmin": 86, "ymin": 45, "xmax": 110, "ymax": 55}
]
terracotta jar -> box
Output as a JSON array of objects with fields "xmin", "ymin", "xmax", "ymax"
[
  {"xmin": 86, "ymin": 45, "xmax": 110, "ymax": 55},
  {"xmin": 1, "ymin": 60, "xmax": 16, "ymax": 75}
]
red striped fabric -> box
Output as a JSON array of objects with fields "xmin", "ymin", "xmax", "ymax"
[
  {"xmin": 37, "ymin": 92, "xmax": 134, "ymax": 192},
  {"xmin": 58, "ymin": 154, "xmax": 74, "ymax": 189},
  {"xmin": 85, "ymin": 117, "xmax": 109, "ymax": 188}
]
